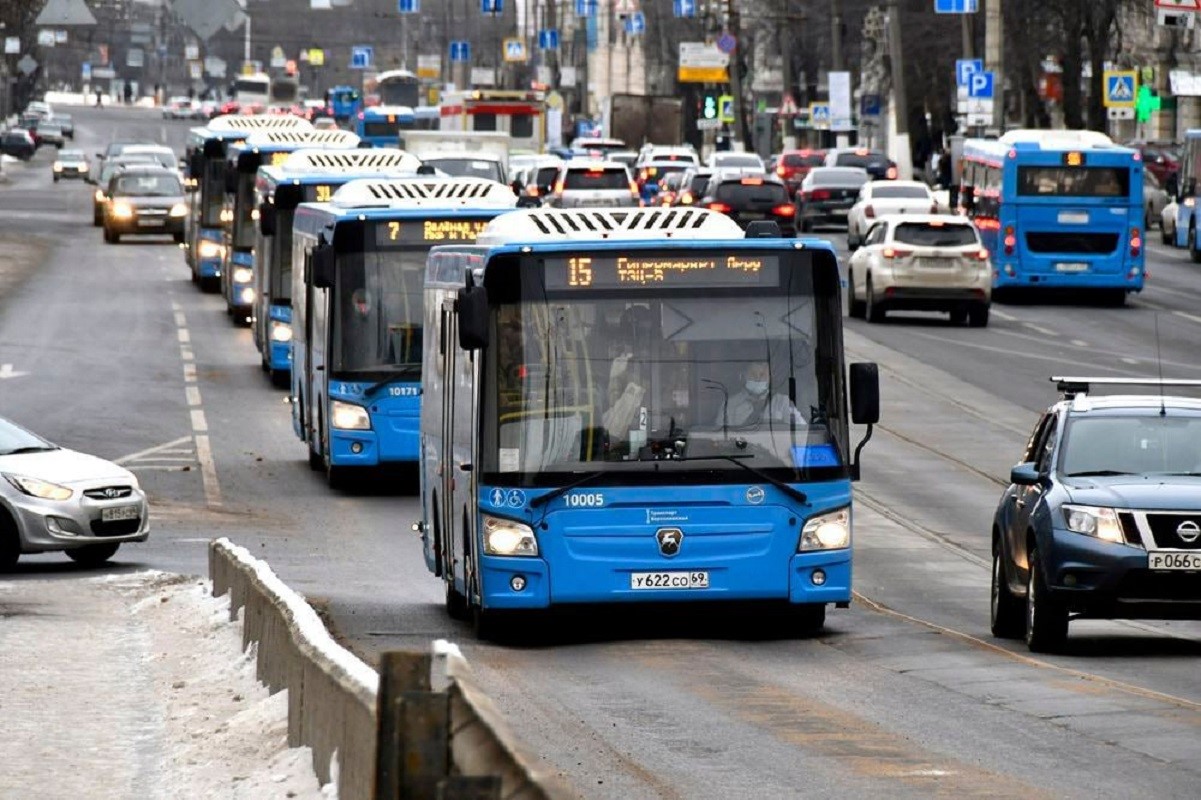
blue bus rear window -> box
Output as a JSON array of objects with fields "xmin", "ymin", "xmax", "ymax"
[{"xmin": 1016, "ymin": 166, "xmax": 1129, "ymax": 197}]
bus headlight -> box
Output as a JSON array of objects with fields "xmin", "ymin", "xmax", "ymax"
[
  {"xmin": 239, "ymin": 287, "xmax": 256, "ymax": 304},
  {"xmin": 232, "ymin": 266, "xmax": 253, "ymax": 284},
  {"xmin": 53, "ymin": 163, "xmax": 63, "ymax": 172},
  {"xmin": 111, "ymin": 202, "xmax": 134, "ymax": 219},
  {"xmin": 269, "ymin": 321, "xmax": 293, "ymax": 342},
  {"xmin": 94, "ymin": 189, "xmax": 106, "ymax": 202},
  {"xmin": 330, "ymin": 400, "xmax": 371, "ymax": 431},
  {"xmin": 482, "ymin": 515, "xmax": 539, "ymax": 557},
  {"xmin": 197, "ymin": 240, "xmax": 225, "ymax": 260},
  {"xmin": 169, "ymin": 202, "xmax": 188, "ymax": 217},
  {"xmin": 799, "ymin": 507, "xmax": 851, "ymax": 551}
]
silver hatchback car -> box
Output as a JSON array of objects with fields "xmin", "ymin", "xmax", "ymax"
[{"xmin": 0, "ymin": 416, "xmax": 149, "ymax": 569}]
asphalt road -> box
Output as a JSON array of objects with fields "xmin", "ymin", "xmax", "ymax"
[{"xmin": 2, "ymin": 106, "xmax": 1200, "ymax": 798}]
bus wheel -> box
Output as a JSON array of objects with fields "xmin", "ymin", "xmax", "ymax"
[
  {"xmin": 790, "ymin": 604, "xmax": 826, "ymax": 635},
  {"xmin": 445, "ymin": 580, "xmax": 470, "ymax": 621},
  {"xmin": 326, "ymin": 464, "xmax": 350, "ymax": 491},
  {"xmin": 473, "ymin": 607, "xmax": 514, "ymax": 642},
  {"xmin": 1104, "ymin": 290, "xmax": 1126, "ymax": 308},
  {"xmin": 269, "ymin": 369, "xmax": 290, "ymax": 390},
  {"xmin": 1190, "ymin": 223, "xmax": 1201, "ymax": 263}
]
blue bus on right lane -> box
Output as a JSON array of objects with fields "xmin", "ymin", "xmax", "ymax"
[{"xmin": 961, "ymin": 130, "xmax": 1144, "ymax": 305}]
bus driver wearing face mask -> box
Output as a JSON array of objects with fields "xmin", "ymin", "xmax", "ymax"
[{"xmin": 716, "ymin": 361, "xmax": 806, "ymax": 430}]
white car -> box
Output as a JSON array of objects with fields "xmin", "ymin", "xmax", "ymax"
[
  {"xmin": 636, "ymin": 145, "xmax": 699, "ymax": 168},
  {"xmin": 1161, "ymin": 199, "xmax": 1179, "ymax": 246},
  {"xmin": 846, "ymin": 214, "xmax": 991, "ymax": 327},
  {"xmin": 846, "ymin": 180, "xmax": 938, "ymax": 248},
  {"xmin": 705, "ymin": 151, "xmax": 766, "ymax": 174}
]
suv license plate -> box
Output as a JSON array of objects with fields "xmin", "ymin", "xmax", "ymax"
[
  {"xmin": 1148, "ymin": 552, "xmax": 1201, "ymax": 570},
  {"xmin": 630, "ymin": 571, "xmax": 710, "ymax": 590},
  {"xmin": 101, "ymin": 505, "xmax": 140, "ymax": 522}
]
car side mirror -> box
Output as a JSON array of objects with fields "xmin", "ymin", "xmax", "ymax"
[
  {"xmin": 516, "ymin": 195, "xmax": 542, "ymax": 209},
  {"xmin": 456, "ymin": 283, "xmax": 489, "ymax": 351},
  {"xmin": 1010, "ymin": 462, "xmax": 1041, "ymax": 486},
  {"xmin": 259, "ymin": 202, "xmax": 277, "ymax": 236},
  {"xmin": 95, "ymin": 152, "xmax": 104, "ymax": 160},
  {"xmin": 311, "ymin": 243, "xmax": 335, "ymax": 289},
  {"xmin": 849, "ymin": 362, "xmax": 880, "ymax": 425}
]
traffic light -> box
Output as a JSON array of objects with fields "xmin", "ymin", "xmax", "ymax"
[
  {"xmin": 703, "ymin": 94, "xmax": 717, "ymax": 120},
  {"xmin": 1136, "ymin": 85, "xmax": 1161, "ymax": 123}
]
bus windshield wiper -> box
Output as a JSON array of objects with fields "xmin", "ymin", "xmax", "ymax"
[
  {"xmin": 361, "ymin": 365, "xmax": 421, "ymax": 398},
  {"xmin": 656, "ymin": 455, "xmax": 809, "ymax": 505},
  {"xmin": 529, "ymin": 470, "xmax": 608, "ymax": 509}
]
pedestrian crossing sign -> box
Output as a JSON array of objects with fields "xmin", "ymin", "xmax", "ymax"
[{"xmin": 1103, "ymin": 71, "xmax": 1137, "ymax": 107}]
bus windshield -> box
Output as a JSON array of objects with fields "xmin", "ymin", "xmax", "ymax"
[
  {"xmin": 270, "ymin": 209, "xmax": 294, "ymax": 303},
  {"xmin": 332, "ymin": 251, "xmax": 424, "ymax": 377},
  {"xmin": 378, "ymin": 79, "xmax": 419, "ymax": 108},
  {"xmin": 482, "ymin": 253, "xmax": 847, "ymax": 482}
]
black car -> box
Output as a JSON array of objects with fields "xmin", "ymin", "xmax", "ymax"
[
  {"xmin": 90, "ymin": 154, "xmax": 160, "ymax": 225},
  {"xmin": 1, "ymin": 129, "xmax": 36, "ymax": 160},
  {"xmin": 824, "ymin": 148, "xmax": 898, "ymax": 181},
  {"xmin": 701, "ymin": 174, "xmax": 796, "ymax": 236},
  {"xmin": 672, "ymin": 167, "xmax": 714, "ymax": 206},
  {"xmin": 101, "ymin": 166, "xmax": 187, "ymax": 244},
  {"xmin": 794, "ymin": 167, "xmax": 870, "ymax": 232}
]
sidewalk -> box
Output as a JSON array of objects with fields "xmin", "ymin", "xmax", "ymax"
[{"xmin": 0, "ymin": 571, "xmax": 334, "ymax": 799}]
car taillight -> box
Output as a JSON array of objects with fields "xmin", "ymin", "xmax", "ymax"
[
  {"xmin": 882, "ymin": 247, "xmax": 913, "ymax": 259},
  {"xmin": 809, "ymin": 189, "xmax": 831, "ymax": 201},
  {"xmin": 864, "ymin": 204, "xmax": 875, "ymax": 218},
  {"xmin": 680, "ymin": 192, "xmax": 694, "ymax": 205},
  {"xmin": 886, "ymin": 166, "xmax": 898, "ymax": 180},
  {"xmin": 776, "ymin": 165, "xmax": 787, "ymax": 177},
  {"xmin": 976, "ymin": 248, "xmax": 990, "ymax": 261},
  {"xmin": 629, "ymin": 180, "xmax": 639, "ymax": 195},
  {"xmin": 553, "ymin": 179, "xmax": 565, "ymax": 195},
  {"xmin": 1003, "ymin": 225, "xmax": 1016, "ymax": 256},
  {"xmin": 772, "ymin": 204, "xmax": 794, "ymax": 217},
  {"xmin": 708, "ymin": 202, "xmax": 732, "ymax": 213},
  {"xmin": 1130, "ymin": 226, "xmax": 1141, "ymax": 256},
  {"xmin": 527, "ymin": 186, "xmax": 539, "ymax": 197}
]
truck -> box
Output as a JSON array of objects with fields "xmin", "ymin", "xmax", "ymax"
[
  {"xmin": 397, "ymin": 129, "xmax": 511, "ymax": 185},
  {"xmin": 609, "ymin": 94, "xmax": 683, "ymax": 149}
]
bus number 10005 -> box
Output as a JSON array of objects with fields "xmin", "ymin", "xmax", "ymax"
[{"xmin": 565, "ymin": 492, "xmax": 604, "ymax": 507}]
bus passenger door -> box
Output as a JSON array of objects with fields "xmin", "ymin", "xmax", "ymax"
[{"xmin": 439, "ymin": 302, "xmax": 460, "ymax": 588}]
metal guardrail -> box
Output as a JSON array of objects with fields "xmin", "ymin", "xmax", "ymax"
[{"xmin": 208, "ymin": 538, "xmax": 568, "ymax": 800}]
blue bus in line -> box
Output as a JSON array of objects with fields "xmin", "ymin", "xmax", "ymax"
[
  {"xmin": 961, "ymin": 130, "xmax": 1145, "ymax": 304},
  {"xmin": 417, "ymin": 208, "xmax": 880, "ymax": 640},
  {"xmin": 222, "ymin": 128, "xmax": 362, "ymax": 323},
  {"xmin": 354, "ymin": 104, "xmax": 439, "ymax": 148},
  {"xmin": 184, "ymin": 115, "xmax": 312, "ymax": 291},
  {"xmin": 252, "ymin": 147, "xmax": 423, "ymax": 386},
  {"xmin": 1170, "ymin": 129, "xmax": 1201, "ymax": 259},
  {"xmin": 291, "ymin": 176, "xmax": 519, "ymax": 489},
  {"xmin": 328, "ymin": 85, "xmax": 362, "ymax": 124}
]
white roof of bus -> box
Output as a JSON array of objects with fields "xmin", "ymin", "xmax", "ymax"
[
  {"xmin": 243, "ymin": 129, "xmax": 360, "ymax": 148},
  {"xmin": 998, "ymin": 129, "xmax": 1114, "ymax": 148},
  {"xmin": 476, "ymin": 207, "xmax": 745, "ymax": 245},
  {"xmin": 207, "ymin": 114, "xmax": 313, "ymax": 132},
  {"xmin": 330, "ymin": 176, "xmax": 518, "ymax": 209},
  {"xmin": 280, "ymin": 148, "xmax": 421, "ymax": 173}
]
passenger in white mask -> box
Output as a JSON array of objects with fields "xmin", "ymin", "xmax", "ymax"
[{"xmin": 715, "ymin": 361, "xmax": 806, "ymax": 430}]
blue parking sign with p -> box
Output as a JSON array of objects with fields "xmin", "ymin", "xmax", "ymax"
[
  {"xmin": 967, "ymin": 71, "xmax": 994, "ymax": 98},
  {"xmin": 955, "ymin": 58, "xmax": 983, "ymax": 87}
]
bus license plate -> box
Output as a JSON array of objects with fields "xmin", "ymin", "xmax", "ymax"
[
  {"xmin": 101, "ymin": 505, "xmax": 140, "ymax": 522},
  {"xmin": 630, "ymin": 571, "xmax": 710, "ymax": 590},
  {"xmin": 1148, "ymin": 552, "xmax": 1201, "ymax": 570},
  {"xmin": 1058, "ymin": 212, "xmax": 1089, "ymax": 224},
  {"xmin": 1056, "ymin": 262, "xmax": 1089, "ymax": 272}
]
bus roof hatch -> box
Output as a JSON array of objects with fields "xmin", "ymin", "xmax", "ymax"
[
  {"xmin": 331, "ymin": 177, "xmax": 518, "ymax": 208},
  {"xmin": 244, "ymin": 129, "xmax": 361, "ymax": 148},
  {"xmin": 282, "ymin": 148, "xmax": 421, "ymax": 173},
  {"xmin": 207, "ymin": 114, "xmax": 313, "ymax": 133},
  {"xmin": 476, "ymin": 207, "xmax": 746, "ymax": 244}
]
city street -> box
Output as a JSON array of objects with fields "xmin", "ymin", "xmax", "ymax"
[{"xmin": 3, "ymin": 106, "xmax": 1201, "ymax": 798}]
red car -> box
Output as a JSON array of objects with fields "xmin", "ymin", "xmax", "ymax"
[
  {"xmin": 1125, "ymin": 140, "xmax": 1179, "ymax": 188},
  {"xmin": 774, "ymin": 149, "xmax": 826, "ymax": 193}
]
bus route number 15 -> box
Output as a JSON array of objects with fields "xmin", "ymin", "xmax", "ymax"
[{"xmin": 568, "ymin": 256, "xmax": 593, "ymax": 287}]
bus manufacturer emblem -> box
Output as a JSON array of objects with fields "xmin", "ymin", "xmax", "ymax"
[
  {"xmin": 745, "ymin": 486, "xmax": 765, "ymax": 505},
  {"xmin": 1177, "ymin": 520, "xmax": 1201, "ymax": 543},
  {"xmin": 656, "ymin": 528, "xmax": 683, "ymax": 557}
]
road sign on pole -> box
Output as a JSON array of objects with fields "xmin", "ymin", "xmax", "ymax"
[
  {"xmin": 1103, "ymin": 71, "xmax": 1137, "ymax": 107},
  {"xmin": 718, "ymin": 94, "xmax": 735, "ymax": 123},
  {"xmin": 934, "ymin": 0, "xmax": 979, "ymax": 12},
  {"xmin": 538, "ymin": 29, "xmax": 559, "ymax": 50},
  {"xmin": 398, "ymin": 0, "xmax": 420, "ymax": 12},
  {"xmin": 955, "ymin": 58, "xmax": 983, "ymax": 86},
  {"xmin": 449, "ymin": 41, "xmax": 471, "ymax": 63},
  {"xmin": 503, "ymin": 38, "xmax": 527, "ymax": 62},
  {"xmin": 673, "ymin": 0, "xmax": 697, "ymax": 17},
  {"xmin": 350, "ymin": 45, "xmax": 373, "ymax": 70},
  {"xmin": 809, "ymin": 103, "xmax": 831, "ymax": 128},
  {"xmin": 967, "ymin": 71, "xmax": 995, "ymax": 98},
  {"xmin": 624, "ymin": 11, "xmax": 646, "ymax": 35}
]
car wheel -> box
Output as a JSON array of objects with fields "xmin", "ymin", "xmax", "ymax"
[
  {"xmin": 1025, "ymin": 547, "xmax": 1068, "ymax": 653},
  {"xmin": 66, "ymin": 543, "xmax": 120, "ymax": 568},
  {"xmin": 990, "ymin": 540, "xmax": 1025, "ymax": 639},
  {"xmin": 53, "ymin": 175, "xmax": 59, "ymax": 183},
  {"xmin": 968, "ymin": 304, "xmax": 990, "ymax": 327},
  {"xmin": 846, "ymin": 270, "xmax": 866, "ymax": 318},
  {"xmin": 173, "ymin": 232, "xmax": 185, "ymax": 244},
  {"xmin": 92, "ymin": 208, "xmax": 103, "ymax": 227},
  {"xmin": 103, "ymin": 227, "xmax": 119, "ymax": 244},
  {"xmin": 0, "ymin": 510, "xmax": 21, "ymax": 572},
  {"xmin": 949, "ymin": 308, "xmax": 968, "ymax": 326},
  {"xmin": 799, "ymin": 215, "xmax": 810, "ymax": 233},
  {"xmin": 865, "ymin": 278, "xmax": 886, "ymax": 323}
]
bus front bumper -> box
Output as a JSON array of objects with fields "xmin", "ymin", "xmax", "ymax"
[{"xmin": 329, "ymin": 421, "xmax": 419, "ymax": 467}]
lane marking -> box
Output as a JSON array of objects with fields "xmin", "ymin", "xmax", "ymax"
[
  {"xmin": 190, "ymin": 408, "xmax": 207, "ymax": 432},
  {"xmin": 1022, "ymin": 322, "xmax": 1056, "ymax": 336},
  {"xmin": 1173, "ymin": 310, "xmax": 1201, "ymax": 326},
  {"xmin": 1070, "ymin": 339, "xmax": 1088, "ymax": 348},
  {"xmin": 180, "ymin": 347, "xmax": 194, "ymax": 362},
  {"xmin": 185, "ymin": 386, "xmax": 202, "ymax": 407},
  {"xmin": 1121, "ymin": 357, "xmax": 1140, "ymax": 365},
  {"xmin": 177, "ymin": 328, "xmax": 190, "ymax": 344},
  {"xmin": 170, "ymin": 300, "xmax": 181, "ymax": 312},
  {"xmin": 989, "ymin": 308, "xmax": 1019, "ymax": 322},
  {"xmin": 174, "ymin": 311, "xmax": 187, "ymax": 328},
  {"xmin": 0, "ymin": 364, "xmax": 28, "ymax": 380},
  {"xmin": 183, "ymin": 363, "xmax": 196, "ymax": 382},
  {"xmin": 194, "ymin": 434, "xmax": 222, "ymax": 507},
  {"xmin": 114, "ymin": 435, "xmax": 194, "ymax": 466}
]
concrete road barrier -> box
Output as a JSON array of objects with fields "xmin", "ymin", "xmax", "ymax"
[{"xmin": 209, "ymin": 538, "xmax": 568, "ymax": 800}]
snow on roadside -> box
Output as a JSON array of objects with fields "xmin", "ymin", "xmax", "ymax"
[{"xmin": 113, "ymin": 571, "xmax": 337, "ymax": 799}]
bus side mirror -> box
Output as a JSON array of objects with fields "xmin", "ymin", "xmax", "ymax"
[
  {"xmin": 457, "ymin": 285, "xmax": 489, "ymax": 351},
  {"xmin": 259, "ymin": 202, "xmax": 276, "ymax": 236},
  {"xmin": 223, "ymin": 164, "xmax": 238, "ymax": 194},
  {"xmin": 311, "ymin": 244, "xmax": 335, "ymax": 289},
  {"xmin": 850, "ymin": 362, "xmax": 880, "ymax": 425}
]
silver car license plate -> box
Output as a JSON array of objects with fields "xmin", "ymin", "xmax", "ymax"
[
  {"xmin": 101, "ymin": 505, "xmax": 140, "ymax": 522},
  {"xmin": 138, "ymin": 218, "xmax": 164, "ymax": 227}
]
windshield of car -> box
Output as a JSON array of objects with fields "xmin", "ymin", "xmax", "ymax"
[
  {"xmin": 422, "ymin": 157, "xmax": 504, "ymax": 182},
  {"xmin": 331, "ymin": 251, "xmax": 425, "ymax": 378},
  {"xmin": 873, "ymin": 185, "xmax": 930, "ymax": 199},
  {"xmin": 1061, "ymin": 415, "xmax": 1201, "ymax": 476},
  {"xmin": 123, "ymin": 149, "xmax": 176, "ymax": 170},
  {"xmin": 783, "ymin": 153, "xmax": 824, "ymax": 167},
  {"xmin": 480, "ymin": 251, "xmax": 848, "ymax": 483},
  {"xmin": 564, "ymin": 168, "xmax": 630, "ymax": 190},
  {"xmin": 808, "ymin": 169, "xmax": 869, "ymax": 188},
  {"xmin": 714, "ymin": 180, "xmax": 790, "ymax": 205},
  {"xmin": 59, "ymin": 150, "xmax": 85, "ymax": 161},
  {"xmin": 893, "ymin": 222, "xmax": 978, "ymax": 247},
  {"xmin": 0, "ymin": 417, "xmax": 55, "ymax": 455},
  {"xmin": 114, "ymin": 174, "xmax": 183, "ymax": 197}
]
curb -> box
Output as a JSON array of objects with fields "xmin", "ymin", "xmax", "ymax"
[{"xmin": 209, "ymin": 538, "xmax": 568, "ymax": 800}]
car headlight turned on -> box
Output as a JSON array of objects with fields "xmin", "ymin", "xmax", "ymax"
[
  {"xmin": 111, "ymin": 202, "xmax": 134, "ymax": 219},
  {"xmin": 169, "ymin": 202, "xmax": 187, "ymax": 217},
  {"xmin": 482, "ymin": 514, "xmax": 539, "ymax": 556},
  {"xmin": 4, "ymin": 474, "xmax": 74, "ymax": 501},
  {"xmin": 197, "ymin": 240, "xmax": 224, "ymax": 260},
  {"xmin": 53, "ymin": 163, "xmax": 63, "ymax": 172},
  {"xmin": 1062, "ymin": 505, "xmax": 1124, "ymax": 543},
  {"xmin": 330, "ymin": 400, "xmax": 371, "ymax": 431},
  {"xmin": 232, "ymin": 266, "xmax": 253, "ymax": 284},
  {"xmin": 269, "ymin": 320, "xmax": 293, "ymax": 342},
  {"xmin": 799, "ymin": 507, "xmax": 851, "ymax": 551},
  {"xmin": 94, "ymin": 189, "xmax": 106, "ymax": 202}
]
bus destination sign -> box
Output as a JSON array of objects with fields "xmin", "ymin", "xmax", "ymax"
[
  {"xmin": 543, "ymin": 254, "xmax": 780, "ymax": 290},
  {"xmin": 373, "ymin": 218, "xmax": 491, "ymax": 246}
]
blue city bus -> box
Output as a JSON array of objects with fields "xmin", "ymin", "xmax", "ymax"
[
  {"xmin": 417, "ymin": 208, "xmax": 880, "ymax": 639},
  {"xmin": 961, "ymin": 130, "xmax": 1145, "ymax": 303},
  {"xmin": 183, "ymin": 115, "xmax": 312, "ymax": 291},
  {"xmin": 291, "ymin": 177, "xmax": 519, "ymax": 488},
  {"xmin": 328, "ymin": 85, "xmax": 362, "ymax": 124},
  {"xmin": 355, "ymin": 104, "xmax": 439, "ymax": 148},
  {"xmin": 253, "ymin": 147, "xmax": 423, "ymax": 386},
  {"xmin": 1170, "ymin": 129, "xmax": 1201, "ymax": 258},
  {"xmin": 222, "ymin": 128, "xmax": 361, "ymax": 323}
]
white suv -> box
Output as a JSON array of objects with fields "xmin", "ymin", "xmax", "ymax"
[{"xmin": 545, "ymin": 161, "xmax": 640, "ymax": 208}]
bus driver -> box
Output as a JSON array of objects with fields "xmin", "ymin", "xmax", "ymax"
[{"xmin": 716, "ymin": 361, "xmax": 805, "ymax": 430}]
